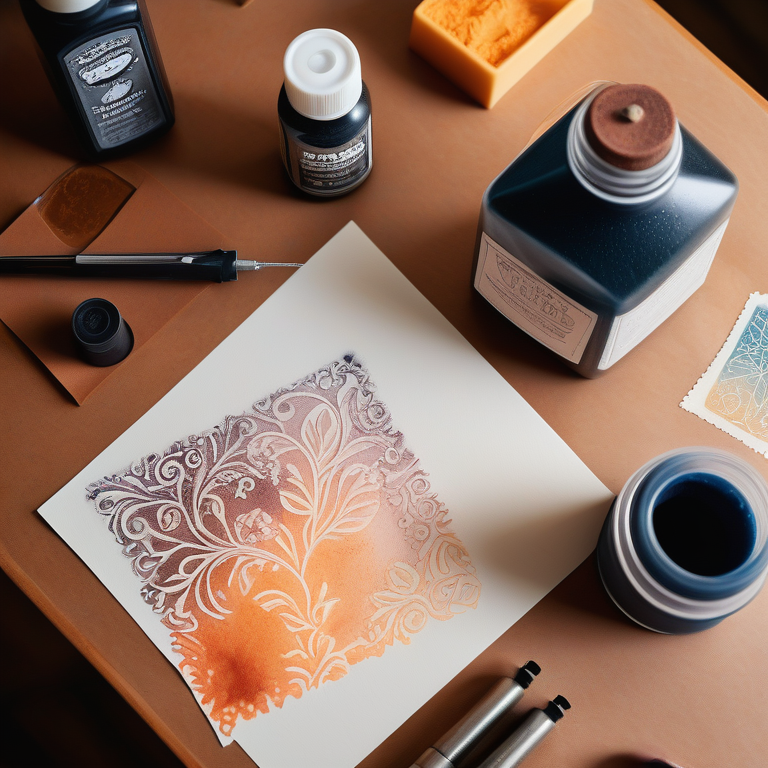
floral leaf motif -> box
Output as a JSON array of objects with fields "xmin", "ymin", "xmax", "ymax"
[
  {"xmin": 301, "ymin": 403, "xmax": 341, "ymax": 471},
  {"xmin": 280, "ymin": 613, "xmax": 314, "ymax": 633},
  {"xmin": 323, "ymin": 467, "xmax": 380, "ymax": 536},
  {"xmin": 311, "ymin": 582, "xmax": 340, "ymax": 626},
  {"xmin": 389, "ymin": 562, "xmax": 419, "ymax": 594},
  {"xmin": 234, "ymin": 558, "xmax": 272, "ymax": 597},
  {"xmin": 334, "ymin": 435, "xmax": 392, "ymax": 466},
  {"xmin": 283, "ymin": 648, "xmax": 309, "ymax": 660},
  {"xmin": 259, "ymin": 593, "xmax": 302, "ymax": 615},
  {"xmin": 316, "ymin": 599, "xmax": 339, "ymax": 626},
  {"xmin": 279, "ymin": 487, "xmax": 314, "ymax": 516}
]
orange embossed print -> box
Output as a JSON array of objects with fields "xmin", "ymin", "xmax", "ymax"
[{"xmin": 88, "ymin": 356, "xmax": 480, "ymax": 735}]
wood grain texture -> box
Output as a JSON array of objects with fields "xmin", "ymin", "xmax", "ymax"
[{"xmin": 0, "ymin": 1, "xmax": 767, "ymax": 767}]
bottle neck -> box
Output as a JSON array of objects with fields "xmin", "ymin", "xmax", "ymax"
[{"xmin": 567, "ymin": 89, "xmax": 682, "ymax": 205}]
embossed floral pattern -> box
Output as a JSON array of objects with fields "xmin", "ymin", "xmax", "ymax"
[{"xmin": 86, "ymin": 356, "xmax": 480, "ymax": 735}]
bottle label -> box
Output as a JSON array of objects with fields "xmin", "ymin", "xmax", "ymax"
[
  {"xmin": 284, "ymin": 118, "xmax": 372, "ymax": 195},
  {"xmin": 598, "ymin": 219, "xmax": 729, "ymax": 370},
  {"xmin": 475, "ymin": 233, "xmax": 597, "ymax": 363},
  {"xmin": 63, "ymin": 28, "xmax": 164, "ymax": 150}
]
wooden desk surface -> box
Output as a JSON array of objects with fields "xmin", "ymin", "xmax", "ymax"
[{"xmin": 1, "ymin": 1, "xmax": 767, "ymax": 766}]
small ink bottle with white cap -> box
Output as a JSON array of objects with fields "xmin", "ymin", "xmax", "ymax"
[{"xmin": 278, "ymin": 29, "xmax": 373, "ymax": 197}]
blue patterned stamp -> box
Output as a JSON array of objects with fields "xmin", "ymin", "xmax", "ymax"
[{"xmin": 682, "ymin": 294, "xmax": 768, "ymax": 456}]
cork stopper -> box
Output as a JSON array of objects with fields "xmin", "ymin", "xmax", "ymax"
[{"xmin": 584, "ymin": 84, "xmax": 676, "ymax": 171}]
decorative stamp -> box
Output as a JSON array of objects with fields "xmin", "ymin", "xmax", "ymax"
[
  {"xmin": 86, "ymin": 355, "xmax": 480, "ymax": 735},
  {"xmin": 681, "ymin": 293, "xmax": 768, "ymax": 457}
]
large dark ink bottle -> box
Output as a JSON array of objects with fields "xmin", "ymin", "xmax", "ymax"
[
  {"xmin": 474, "ymin": 83, "xmax": 738, "ymax": 377},
  {"xmin": 20, "ymin": 0, "xmax": 175, "ymax": 157}
]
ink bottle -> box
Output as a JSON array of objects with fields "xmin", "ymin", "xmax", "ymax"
[
  {"xmin": 597, "ymin": 448, "xmax": 768, "ymax": 634},
  {"xmin": 473, "ymin": 83, "xmax": 738, "ymax": 377},
  {"xmin": 20, "ymin": 0, "xmax": 174, "ymax": 158},
  {"xmin": 278, "ymin": 29, "xmax": 372, "ymax": 197}
]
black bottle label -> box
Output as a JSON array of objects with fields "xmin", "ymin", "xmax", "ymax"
[
  {"xmin": 284, "ymin": 118, "xmax": 372, "ymax": 195},
  {"xmin": 63, "ymin": 28, "xmax": 164, "ymax": 150}
]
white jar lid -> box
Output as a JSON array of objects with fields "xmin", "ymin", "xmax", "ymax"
[
  {"xmin": 35, "ymin": 0, "xmax": 101, "ymax": 11},
  {"xmin": 283, "ymin": 29, "xmax": 362, "ymax": 121}
]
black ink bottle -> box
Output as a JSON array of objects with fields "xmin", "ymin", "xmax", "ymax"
[
  {"xmin": 20, "ymin": 0, "xmax": 174, "ymax": 157},
  {"xmin": 473, "ymin": 83, "xmax": 738, "ymax": 377},
  {"xmin": 278, "ymin": 29, "xmax": 372, "ymax": 197}
]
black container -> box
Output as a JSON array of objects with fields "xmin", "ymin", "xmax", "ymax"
[
  {"xmin": 72, "ymin": 297, "xmax": 133, "ymax": 366},
  {"xmin": 278, "ymin": 29, "xmax": 372, "ymax": 197},
  {"xmin": 473, "ymin": 83, "xmax": 738, "ymax": 377},
  {"xmin": 20, "ymin": 0, "xmax": 174, "ymax": 158}
]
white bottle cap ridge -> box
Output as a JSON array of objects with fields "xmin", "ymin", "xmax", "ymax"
[
  {"xmin": 35, "ymin": 0, "xmax": 101, "ymax": 11},
  {"xmin": 283, "ymin": 29, "xmax": 363, "ymax": 121}
]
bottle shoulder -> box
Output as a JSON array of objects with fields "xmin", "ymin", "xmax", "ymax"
[
  {"xmin": 21, "ymin": 0, "xmax": 143, "ymax": 58},
  {"xmin": 278, "ymin": 83, "xmax": 371, "ymax": 149},
  {"xmin": 483, "ymin": 113, "xmax": 737, "ymax": 306}
]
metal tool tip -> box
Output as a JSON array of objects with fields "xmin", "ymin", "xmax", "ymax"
[{"xmin": 234, "ymin": 260, "xmax": 304, "ymax": 272}]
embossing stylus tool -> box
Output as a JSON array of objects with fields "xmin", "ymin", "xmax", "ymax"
[
  {"xmin": 410, "ymin": 660, "xmax": 541, "ymax": 768},
  {"xmin": 0, "ymin": 251, "xmax": 304, "ymax": 282},
  {"xmin": 475, "ymin": 695, "xmax": 571, "ymax": 768}
]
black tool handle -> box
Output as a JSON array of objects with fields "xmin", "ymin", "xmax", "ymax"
[
  {"xmin": 0, "ymin": 250, "xmax": 239, "ymax": 282},
  {"xmin": 0, "ymin": 255, "xmax": 77, "ymax": 274}
]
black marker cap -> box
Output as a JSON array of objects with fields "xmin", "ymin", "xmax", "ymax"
[
  {"xmin": 543, "ymin": 695, "xmax": 571, "ymax": 723},
  {"xmin": 513, "ymin": 660, "xmax": 541, "ymax": 689},
  {"xmin": 72, "ymin": 298, "xmax": 133, "ymax": 366}
]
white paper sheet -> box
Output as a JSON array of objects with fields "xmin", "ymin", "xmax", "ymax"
[{"xmin": 39, "ymin": 222, "xmax": 612, "ymax": 768}]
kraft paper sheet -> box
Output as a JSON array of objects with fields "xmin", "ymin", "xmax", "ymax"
[{"xmin": 0, "ymin": 161, "xmax": 229, "ymax": 404}]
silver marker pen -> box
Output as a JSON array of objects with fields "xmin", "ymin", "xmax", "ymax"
[
  {"xmin": 475, "ymin": 695, "xmax": 571, "ymax": 768},
  {"xmin": 410, "ymin": 661, "xmax": 541, "ymax": 768}
]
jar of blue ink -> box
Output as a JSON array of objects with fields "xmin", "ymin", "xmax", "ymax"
[{"xmin": 597, "ymin": 448, "xmax": 768, "ymax": 634}]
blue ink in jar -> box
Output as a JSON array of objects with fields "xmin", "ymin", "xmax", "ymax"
[
  {"xmin": 473, "ymin": 83, "xmax": 738, "ymax": 377},
  {"xmin": 597, "ymin": 448, "xmax": 768, "ymax": 634}
]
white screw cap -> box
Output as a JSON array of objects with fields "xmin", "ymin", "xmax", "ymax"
[
  {"xmin": 283, "ymin": 29, "xmax": 362, "ymax": 121},
  {"xmin": 35, "ymin": 0, "xmax": 101, "ymax": 11}
]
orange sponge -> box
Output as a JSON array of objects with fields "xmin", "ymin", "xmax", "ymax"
[{"xmin": 410, "ymin": 0, "xmax": 594, "ymax": 108}]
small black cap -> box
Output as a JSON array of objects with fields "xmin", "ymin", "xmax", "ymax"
[
  {"xmin": 543, "ymin": 695, "xmax": 571, "ymax": 723},
  {"xmin": 72, "ymin": 298, "xmax": 133, "ymax": 366},
  {"xmin": 513, "ymin": 660, "xmax": 541, "ymax": 689}
]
